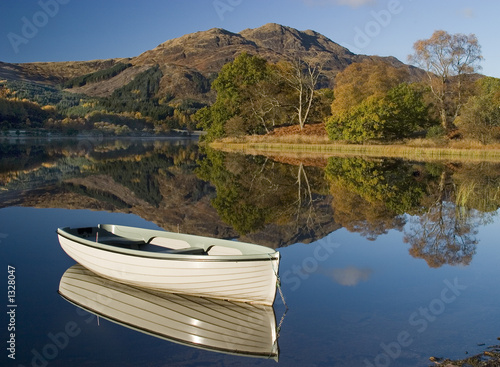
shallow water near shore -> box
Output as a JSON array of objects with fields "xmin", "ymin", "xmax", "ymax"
[{"xmin": 1, "ymin": 138, "xmax": 499, "ymax": 367}]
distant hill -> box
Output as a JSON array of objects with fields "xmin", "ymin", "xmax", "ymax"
[{"xmin": 0, "ymin": 23, "xmax": 423, "ymax": 104}]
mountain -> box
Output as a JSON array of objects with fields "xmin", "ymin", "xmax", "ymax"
[{"xmin": 0, "ymin": 23, "xmax": 422, "ymax": 104}]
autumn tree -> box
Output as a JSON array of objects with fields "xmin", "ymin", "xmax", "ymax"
[
  {"xmin": 330, "ymin": 59, "xmax": 409, "ymax": 116},
  {"xmin": 326, "ymin": 60, "xmax": 430, "ymax": 142},
  {"xmin": 327, "ymin": 83, "xmax": 429, "ymax": 142},
  {"xmin": 408, "ymin": 30, "xmax": 483, "ymax": 130}
]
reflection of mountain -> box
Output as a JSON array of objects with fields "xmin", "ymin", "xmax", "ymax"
[
  {"xmin": 0, "ymin": 140, "xmax": 237, "ymax": 239},
  {"xmin": 2, "ymin": 139, "xmax": 499, "ymax": 265},
  {"xmin": 0, "ymin": 140, "xmax": 338, "ymax": 248},
  {"xmin": 59, "ymin": 265, "xmax": 279, "ymax": 360}
]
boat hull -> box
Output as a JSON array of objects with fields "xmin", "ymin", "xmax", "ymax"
[
  {"xmin": 57, "ymin": 228, "xmax": 280, "ymax": 306},
  {"xmin": 59, "ymin": 265, "xmax": 279, "ymax": 360}
]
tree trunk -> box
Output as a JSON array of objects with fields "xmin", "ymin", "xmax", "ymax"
[{"xmin": 440, "ymin": 109, "xmax": 449, "ymax": 131}]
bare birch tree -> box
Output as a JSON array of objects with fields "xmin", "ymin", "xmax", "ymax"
[{"xmin": 279, "ymin": 59, "xmax": 321, "ymax": 129}]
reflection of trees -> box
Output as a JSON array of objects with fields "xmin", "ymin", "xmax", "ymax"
[
  {"xmin": 453, "ymin": 162, "xmax": 500, "ymax": 213},
  {"xmin": 197, "ymin": 150, "xmax": 271, "ymax": 234},
  {"xmin": 330, "ymin": 183, "xmax": 405, "ymax": 240},
  {"xmin": 404, "ymin": 202, "xmax": 478, "ymax": 268},
  {"xmin": 325, "ymin": 157, "xmax": 427, "ymax": 240},
  {"xmin": 325, "ymin": 158, "xmax": 500, "ymax": 268},
  {"xmin": 295, "ymin": 163, "xmax": 319, "ymax": 230},
  {"xmin": 403, "ymin": 169, "xmax": 476, "ymax": 268},
  {"xmin": 404, "ymin": 164, "xmax": 500, "ymax": 268},
  {"xmin": 196, "ymin": 148, "xmax": 330, "ymax": 237}
]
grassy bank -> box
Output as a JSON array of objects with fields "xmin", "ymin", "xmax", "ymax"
[{"xmin": 210, "ymin": 136, "xmax": 500, "ymax": 162}]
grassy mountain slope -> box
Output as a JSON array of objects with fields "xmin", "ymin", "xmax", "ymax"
[{"xmin": 1, "ymin": 23, "xmax": 422, "ymax": 103}]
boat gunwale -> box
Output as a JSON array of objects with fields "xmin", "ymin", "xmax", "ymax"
[{"xmin": 57, "ymin": 227, "xmax": 279, "ymax": 263}]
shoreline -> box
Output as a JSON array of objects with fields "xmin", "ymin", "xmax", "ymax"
[
  {"xmin": 209, "ymin": 140, "xmax": 500, "ymax": 162},
  {"xmin": 0, "ymin": 131, "xmax": 201, "ymax": 142}
]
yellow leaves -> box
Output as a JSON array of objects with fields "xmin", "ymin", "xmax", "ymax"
[
  {"xmin": 0, "ymin": 85, "xmax": 11, "ymax": 99},
  {"xmin": 41, "ymin": 105, "xmax": 56, "ymax": 112},
  {"xmin": 331, "ymin": 60, "xmax": 409, "ymax": 117},
  {"xmin": 82, "ymin": 101, "xmax": 97, "ymax": 108}
]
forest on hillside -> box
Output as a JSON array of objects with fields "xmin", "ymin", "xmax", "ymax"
[{"xmin": 0, "ymin": 64, "xmax": 201, "ymax": 136}]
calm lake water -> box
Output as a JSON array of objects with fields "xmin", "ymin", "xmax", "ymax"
[{"xmin": 1, "ymin": 138, "xmax": 499, "ymax": 367}]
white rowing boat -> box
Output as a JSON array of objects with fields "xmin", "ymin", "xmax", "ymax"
[
  {"xmin": 59, "ymin": 264, "xmax": 279, "ymax": 360},
  {"xmin": 57, "ymin": 224, "xmax": 280, "ymax": 306}
]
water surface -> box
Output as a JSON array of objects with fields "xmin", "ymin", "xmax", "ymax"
[{"xmin": 1, "ymin": 138, "xmax": 499, "ymax": 367}]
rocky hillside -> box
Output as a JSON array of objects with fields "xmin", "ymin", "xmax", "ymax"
[{"xmin": 0, "ymin": 23, "xmax": 422, "ymax": 104}]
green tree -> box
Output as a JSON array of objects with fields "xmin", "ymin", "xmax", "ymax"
[
  {"xmin": 326, "ymin": 83, "xmax": 429, "ymax": 142},
  {"xmin": 327, "ymin": 96, "xmax": 384, "ymax": 142},
  {"xmin": 455, "ymin": 77, "xmax": 500, "ymax": 143},
  {"xmin": 195, "ymin": 53, "xmax": 272, "ymax": 141},
  {"xmin": 381, "ymin": 83, "xmax": 430, "ymax": 139}
]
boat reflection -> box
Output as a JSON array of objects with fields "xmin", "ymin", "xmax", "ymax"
[{"xmin": 58, "ymin": 265, "xmax": 279, "ymax": 360}]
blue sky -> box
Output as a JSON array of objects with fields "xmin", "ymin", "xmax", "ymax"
[{"xmin": 1, "ymin": 0, "xmax": 499, "ymax": 77}]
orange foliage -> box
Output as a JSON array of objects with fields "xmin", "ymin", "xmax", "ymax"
[{"xmin": 331, "ymin": 60, "xmax": 409, "ymax": 115}]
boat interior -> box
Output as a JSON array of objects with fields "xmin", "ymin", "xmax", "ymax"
[{"xmin": 72, "ymin": 227, "xmax": 243, "ymax": 256}]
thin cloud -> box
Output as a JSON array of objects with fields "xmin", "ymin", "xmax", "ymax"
[
  {"xmin": 303, "ymin": 0, "xmax": 376, "ymax": 8},
  {"xmin": 460, "ymin": 8, "xmax": 475, "ymax": 18},
  {"xmin": 326, "ymin": 266, "xmax": 374, "ymax": 286},
  {"xmin": 337, "ymin": 0, "xmax": 375, "ymax": 7}
]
